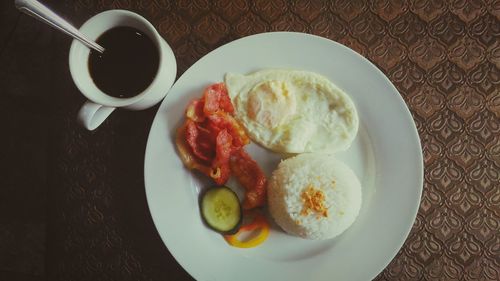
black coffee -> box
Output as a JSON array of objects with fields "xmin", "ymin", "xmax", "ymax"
[{"xmin": 88, "ymin": 26, "xmax": 159, "ymax": 98}]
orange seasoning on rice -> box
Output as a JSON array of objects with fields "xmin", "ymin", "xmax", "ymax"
[{"xmin": 300, "ymin": 185, "xmax": 328, "ymax": 218}]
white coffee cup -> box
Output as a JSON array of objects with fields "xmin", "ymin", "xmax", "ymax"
[{"xmin": 69, "ymin": 10, "xmax": 176, "ymax": 130}]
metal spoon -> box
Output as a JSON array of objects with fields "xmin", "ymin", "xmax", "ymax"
[{"xmin": 15, "ymin": 0, "xmax": 105, "ymax": 53}]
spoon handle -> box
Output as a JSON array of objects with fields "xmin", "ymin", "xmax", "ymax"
[{"xmin": 15, "ymin": 0, "xmax": 105, "ymax": 53}]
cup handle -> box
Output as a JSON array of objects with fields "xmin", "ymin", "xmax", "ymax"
[{"xmin": 77, "ymin": 100, "xmax": 116, "ymax": 130}]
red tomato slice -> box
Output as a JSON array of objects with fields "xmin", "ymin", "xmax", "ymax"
[
  {"xmin": 210, "ymin": 129, "xmax": 232, "ymax": 185},
  {"xmin": 186, "ymin": 99, "xmax": 205, "ymax": 122},
  {"xmin": 230, "ymin": 149, "xmax": 267, "ymax": 209},
  {"xmin": 185, "ymin": 120, "xmax": 215, "ymax": 164},
  {"xmin": 179, "ymin": 82, "xmax": 266, "ymax": 190},
  {"xmin": 203, "ymin": 83, "xmax": 234, "ymax": 115},
  {"xmin": 207, "ymin": 111, "xmax": 249, "ymax": 149},
  {"xmin": 175, "ymin": 123, "xmax": 213, "ymax": 179}
]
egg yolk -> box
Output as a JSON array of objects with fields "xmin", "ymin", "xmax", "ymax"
[{"xmin": 246, "ymin": 80, "xmax": 296, "ymax": 129}]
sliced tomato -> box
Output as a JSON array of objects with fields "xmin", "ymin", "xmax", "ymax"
[
  {"xmin": 180, "ymin": 83, "xmax": 266, "ymax": 190},
  {"xmin": 185, "ymin": 119, "xmax": 216, "ymax": 164},
  {"xmin": 207, "ymin": 111, "xmax": 249, "ymax": 148},
  {"xmin": 210, "ymin": 129, "xmax": 232, "ymax": 185},
  {"xmin": 203, "ymin": 83, "xmax": 234, "ymax": 115},
  {"xmin": 186, "ymin": 99, "xmax": 205, "ymax": 122},
  {"xmin": 175, "ymin": 123, "xmax": 213, "ymax": 178},
  {"xmin": 230, "ymin": 149, "xmax": 267, "ymax": 209}
]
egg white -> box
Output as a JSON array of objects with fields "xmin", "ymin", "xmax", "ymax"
[{"xmin": 225, "ymin": 69, "xmax": 359, "ymax": 153}]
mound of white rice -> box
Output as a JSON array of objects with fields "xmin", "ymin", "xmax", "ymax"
[{"xmin": 268, "ymin": 153, "xmax": 362, "ymax": 240}]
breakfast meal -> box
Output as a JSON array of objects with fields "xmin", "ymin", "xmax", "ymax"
[
  {"xmin": 225, "ymin": 69, "xmax": 359, "ymax": 153},
  {"xmin": 175, "ymin": 69, "xmax": 362, "ymax": 248},
  {"xmin": 267, "ymin": 153, "xmax": 362, "ymax": 240}
]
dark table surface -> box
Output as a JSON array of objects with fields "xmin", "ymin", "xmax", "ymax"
[{"xmin": 1, "ymin": 1, "xmax": 499, "ymax": 281}]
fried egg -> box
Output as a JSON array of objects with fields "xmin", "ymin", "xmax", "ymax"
[{"xmin": 224, "ymin": 69, "xmax": 359, "ymax": 153}]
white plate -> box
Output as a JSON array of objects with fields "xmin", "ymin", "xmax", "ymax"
[{"xmin": 144, "ymin": 32, "xmax": 423, "ymax": 281}]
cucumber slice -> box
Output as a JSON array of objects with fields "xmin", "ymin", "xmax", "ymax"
[{"xmin": 200, "ymin": 186, "xmax": 242, "ymax": 234}]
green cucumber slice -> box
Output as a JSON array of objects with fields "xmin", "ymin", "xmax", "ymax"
[{"xmin": 200, "ymin": 186, "xmax": 242, "ymax": 234}]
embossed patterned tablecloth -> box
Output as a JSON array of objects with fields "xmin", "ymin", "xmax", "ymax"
[{"xmin": 5, "ymin": 0, "xmax": 498, "ymax": 280}]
